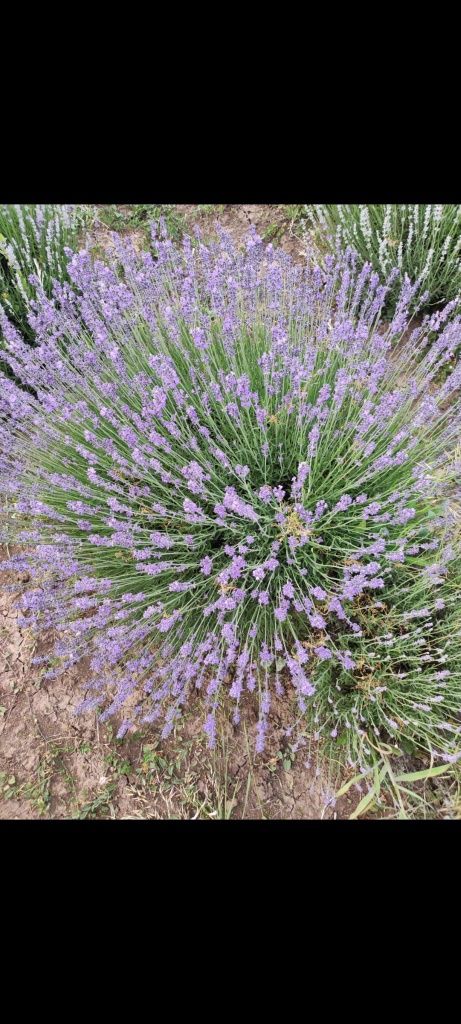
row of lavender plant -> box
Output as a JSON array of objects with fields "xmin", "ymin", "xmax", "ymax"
[
  {"xmin": 0, "ymin": 223, "xmax": 460, "ymax": 777},
  {"xmin": 0, "ymin": 204, "xmax": 92, "ymax": 342},
  {"xmin": 306, "ymin": 205, "xmax": 461, "ymax": 316}
]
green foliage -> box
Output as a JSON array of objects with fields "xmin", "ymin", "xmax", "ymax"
[
  {"xmin": 97, "ymin": 204, "xmax": 186, "ymax": 241},
  {"xmin": 77, "ymin": 785, "xmax": 117, "ymax": 819},
  {"xmin": 336, "ymin": 748, "xmax": 460, "ymax": 819},
  {"xmin": 197, "ymin": 204, "xmax": 225, "ymax": 216},
  {"xmin": 262, "ymin": 222, "xmax": 282, "ymax": 243},
  {"xmin": 284, "ymin": 205, "xmax": 306, "ymax": 227}
]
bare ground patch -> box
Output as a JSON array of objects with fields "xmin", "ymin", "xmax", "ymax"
[{"xmin": 175, "ymin": 204, "xmax": 309, "ymax": 261}]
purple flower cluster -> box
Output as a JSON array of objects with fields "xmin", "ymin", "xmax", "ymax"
[{"xmin": 1, "ymin": 223, "xmax": 461, "ymax": 764}]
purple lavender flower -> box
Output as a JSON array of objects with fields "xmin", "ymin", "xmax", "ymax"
[{"xmin": 258, "ymin": 484, "xmax": 273, "ymax": 503}]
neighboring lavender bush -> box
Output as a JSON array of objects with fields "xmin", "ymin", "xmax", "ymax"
[
  {"xmin": 1, "ymin": 225, "xmax": 461, "ymax": 772},
  {"xmin": 306, "ymin": 204, "xmax": 461, "ymax": 314},
  {"xmin": 0, "ymin": 204, "xmax": 91, "ymax": 341}
]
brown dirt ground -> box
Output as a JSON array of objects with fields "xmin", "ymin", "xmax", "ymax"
[{"xmin": 175, "ymin": 204, "xmax": 309, "ymax": 261}]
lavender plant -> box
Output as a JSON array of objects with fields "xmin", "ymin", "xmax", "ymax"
[
  {"xmin": 1, "ymin": 225, "xmax": 461, "ymax": 775},
  {"xmin": 0, "ymin": 204, "xmax": 91, "ymax": 342},
  {"xmin": 306, "ymin": 205, "xmax": 461, "ymax": 314}
]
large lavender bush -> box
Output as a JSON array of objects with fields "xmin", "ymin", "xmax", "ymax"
[
  {"xmin": 306, "ymin": 205, "xmax": 461, "ymax": 314},
  {"xmin": 1, "ymin": 224, "xmax": 461, "ymax": 773}
]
